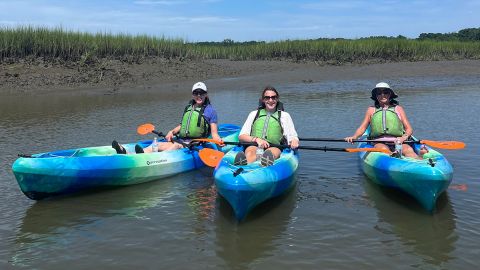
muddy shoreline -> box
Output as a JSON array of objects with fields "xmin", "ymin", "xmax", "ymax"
[{"xmin": 1, "ymin": 58, "xmax": 480, "ymax": 96}]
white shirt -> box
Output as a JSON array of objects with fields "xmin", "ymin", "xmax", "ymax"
[{"xmin": 239, "ymin": 110, "xmax": 299, "ymax": 144}]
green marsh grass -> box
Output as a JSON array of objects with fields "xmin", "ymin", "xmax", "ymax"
[{"xmin": 2, "ymin": 26, "xmax": 480, "ymax": 63}]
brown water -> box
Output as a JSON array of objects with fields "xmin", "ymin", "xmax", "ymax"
[{"xmin": 1, "ymin": 75, "xmax": 479, "ymax": 269}]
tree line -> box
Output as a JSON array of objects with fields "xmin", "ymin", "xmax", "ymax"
[{"xmin": 418, "ymin": 28, "xmax": 480, "ymax": 41}]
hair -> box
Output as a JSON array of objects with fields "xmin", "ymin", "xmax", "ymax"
[
  {"xmin": 189, "ymin": 96, "xmax": 211, "ymax": 106},
  {"xmin": 371, "ymin": 88, "xmax": 399, "ymax": 108},
  {"xmin": 261, "ymin": 85, "xmax": 279, "ymax": 99},
  {"xmin": 374, "ymin": 97, "xmax": 399, "ymax": 108},
  {"xmin": 258, "ymin": 85, "xmax": 281, "ymax": 109}
]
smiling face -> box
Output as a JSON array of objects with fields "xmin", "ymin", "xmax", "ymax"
[
  {"xmin": 262, "ymin": 90, "xmax": 279, "ymax": 112},
  {"xmin": 375, "ymin": 88, "xmax": 391, "ymax": 105},
  {"xmin": 192, "ymin": 90, "xmax": 207, "ymax": 105}
]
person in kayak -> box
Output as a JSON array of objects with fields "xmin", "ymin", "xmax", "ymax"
[
  {"xmin": 344, "ymin": 82, "xmax": 425, "ymax": 159},
  {"xmin": 234, "ymin": 86, "xmax": 299, "ymax": 166},
  {"xmin": 112, "ymin": 81, "xmax": 222, "ymax": 154}
]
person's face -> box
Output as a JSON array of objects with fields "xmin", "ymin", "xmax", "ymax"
[
  {"xmin": 262, "ymin": 90, "xmax": 278, "ymax": 111},
  {"xmin": 192, "ymin": 89, "xmax": 207, "ymax": 105},
  {"xmin": 375, "ymin": 88, "xmax": 391, "ymax": 103}
]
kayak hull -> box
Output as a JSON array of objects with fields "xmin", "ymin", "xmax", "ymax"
[
  {"xmin": 12, "ymin": 124, "xmax": 240, "ymax": 199},
  {"xmin": 214, "ymin": 147, "xmax": 298, "ymax": 220},
  {"xmin": 358, "ymin": 142, "xmax": 453, "ymax": 212}
]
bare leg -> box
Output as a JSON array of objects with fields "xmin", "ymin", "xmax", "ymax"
[
  {"xmin": 266, "ymin": 147, "xmax": 281, "ymax": 159},
  {"xmin": 373, "ymin": 143, "xmax": 391, "ymax": 151},
  {"xmin": 402, "ymin": 144, "xmax": 421, "ymax": 159},
  {"xmin": 244, "ymin": 145, "xmax": 257, "ymax": 163}
]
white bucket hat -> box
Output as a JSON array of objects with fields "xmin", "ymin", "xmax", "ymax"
[
  {"xmin": 371, "ymin": 82, "xmax": 398, "ymax": 100},
  {"xmin": 192, "ymin": 82, "xmax": 207, "ymax": 92}
]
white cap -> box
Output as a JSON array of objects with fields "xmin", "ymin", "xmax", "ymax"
[
  {"xmin": 375, "ymin": 82, "xmax": 391, "ymax": 89},
  {"xmin": 192, "ymin": 82, "xmax": 207, "ymax": 92}
]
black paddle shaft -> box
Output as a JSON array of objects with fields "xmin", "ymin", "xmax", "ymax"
[
  {"xmin": 221, "ymin": 141, "xmax": 350, "ymax": 152},
  {"xmin": 299, "ymin": 137, "xmax": 418, "ymax": 144}
]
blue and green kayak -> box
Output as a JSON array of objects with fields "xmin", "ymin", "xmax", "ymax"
[
  {"xmin": 214, "ymin": 146, "xmax": 298, "ymax": 220},
  {"xmin": 12, "ymin": 124, "xmax": 240, "ymax": 200},
  {"xmin": 358, "ymin": 141, "xmax": 453, "ymax": 212}
]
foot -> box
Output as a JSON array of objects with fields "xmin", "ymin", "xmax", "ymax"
[
  {"xmin": 419, "ymin": 144, "xmax": 429, "ymax": 155},
  {"xmin": 234, "ymin": 151, "xmax": 247, "ymax": 166},
  {"xmin": 135, "ymin": 144, "xmax": 144, "ymax": 154},
  {"xmin": 112, "ymin": 140, "xmax": 126, "ymax": 154},
  {"xmin": 261, "ymin": 150, "xmax": 275, "ymax": 167}
]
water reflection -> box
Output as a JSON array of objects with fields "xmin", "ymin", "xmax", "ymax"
[
  {"xmin": 363, "ymin": 178, "xmax": 458, "ymax": 266},
  {"xmin": 214, "ymin": 184, "xmax": 297, "ymax": 269},
  {"xmin": 12, "ymin": 179, "xmax": 175, "ymax": 267}
]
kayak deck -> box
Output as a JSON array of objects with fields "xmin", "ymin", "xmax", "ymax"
[
  {"xmin": 12, "ymin": 124, "xmax": 240, "ymax": 200},
  {"xmin": 214, "ymin": 147, "xmax": 298, "ymax": 220},
  {"xmin": 358, "ymin": 141, "xmax": 453, "ymax": 212}
]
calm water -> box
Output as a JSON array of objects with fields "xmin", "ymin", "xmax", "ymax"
[{"xmin": 1, "ymin": 75, "xmax": 479, "ymax": 269}]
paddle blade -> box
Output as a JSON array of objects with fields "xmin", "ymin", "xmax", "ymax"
[
  {"xmin": 345, "ymin": 148, "xmax": 391, "ymax": 154},
  {"xmin": 420, "ymin": 140, "xmax": 465, "ymax": 150},
  {"xmin": 137, "ymin": 123, "xmax": 155, "ymax": 135},
  {"xmin": 199, "ymin": 148, "xmax": 224, "ymax": 167}
]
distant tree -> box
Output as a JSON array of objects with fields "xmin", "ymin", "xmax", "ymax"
[
  {"xmin": 457, "ymin": 28, "xmax": 480, "ymax": 41},
  {"xmin": 222, "ymin": 38, "xmax": 235, "ymax": 45},
  {"xmin": 418, "ymin": 27, "xmax": 480, "ymax": 41}
]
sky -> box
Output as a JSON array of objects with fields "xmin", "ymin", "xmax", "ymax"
[{"xmin": 1, "ymin": 0, "xmax": 479, "ymax": 42}]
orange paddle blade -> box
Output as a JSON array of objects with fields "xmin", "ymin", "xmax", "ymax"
[
  {"xmin": 137, "ymin": 123, "xmax": 155, "ymax": 135},
  {"xmin": 345, "ymin": 148, "xmax": 391, "ymax": 154},
  {"xmin": 420, "ymin": 140, "xmax": 465, "ymax": 150},
  {"xmin": 199, "ymin": 148, "xmax": 225, "ymax": 167}
]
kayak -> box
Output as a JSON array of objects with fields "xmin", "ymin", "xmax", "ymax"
[
  {"xmin": 214, "ymin": 146, "xmax": 299, "ymax": 220},
  {"xmin": 12, "ymin": 124, "xmax": 240, "ymax": 200},
  {"xmin": 358, "ymin": 140, "xmax": 453, "ymax": 212}
]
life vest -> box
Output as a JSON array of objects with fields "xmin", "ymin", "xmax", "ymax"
[
  {"xmin": 250, "ymin": 107, "xmax": 285, "ymax": 145},
  {"xmin": 178, "ymin": 101, "xmax": 210, "ymax": 138},
  {"xmin": 369, "ymin": 106, "xmax": 404, "ymax": 139}
]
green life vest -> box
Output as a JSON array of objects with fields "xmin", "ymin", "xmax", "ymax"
[
  {"xmin": 250, "ymin": 109, "xmax": 284, "ymax": 145},
  {"xmin": 179, "ymin": 103, "xmax": 210, "ymax": 138},
  {"xmin": 369, "ymin": 106, "xmax": 404, "ymax": 138}
]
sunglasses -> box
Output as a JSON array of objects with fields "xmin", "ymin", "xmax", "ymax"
[
  {"xmin": 263, "ymin": 95, "xmax": 278, "ymax": 101},
  {"xmin": 376, "ymin": 89, "xmax": 391, "ymax": 95},
  {"xmin": 192, "ymin": 90, "xmax": 207, "ymax": 96}
]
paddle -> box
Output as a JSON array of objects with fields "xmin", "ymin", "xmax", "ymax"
[
  {"xmin": 195, "ymin": 139, "xmax": 391, "ymax": 167},
  {"xmin": 198, "ymin": 148, "xmax": 225, "ymax": 167},
  {"xmin": 137, "ymin": 123, "xmax": 165, "ymax": 137},
  {"xmin": 193, "ymin": 138, "xmax": 390, "ymax": 153},
  {"xmin": 298, "ymin": 137, "xmax": 465, "ymax": 150}
]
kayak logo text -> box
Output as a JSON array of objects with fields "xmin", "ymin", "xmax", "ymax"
[{"xmin": 147, "ymin": 159, "xmax": 167, "ymax": 165}]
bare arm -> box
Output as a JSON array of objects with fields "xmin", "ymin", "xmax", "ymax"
[
  {"xmin": 210, "ymin": 123, "xmax": 221, "ymax": 141},
  {"xmin": 166, "ymin": 125, "xmax": 181, "ymax": 141}
]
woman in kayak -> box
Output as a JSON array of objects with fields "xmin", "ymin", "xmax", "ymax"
[
  {"xmin": 112, "ymin": 81, "xmax": 222, "ymax": 154},
  {"xmin": 344, "ymin": 82, "xmax": 425, "ymax": 159},
  {"xmin": 235, "ymin": 86, "xmax": 299, "ymax": 166}
]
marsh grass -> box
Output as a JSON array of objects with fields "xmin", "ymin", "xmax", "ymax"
[{"xmin": 2, "ymin": 26, "xmax": 480, "ymax": 63}]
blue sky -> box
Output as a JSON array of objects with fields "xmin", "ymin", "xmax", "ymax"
[{"xmin": 1, "ymin": 0, "xmax": 479, "ymax": 41}]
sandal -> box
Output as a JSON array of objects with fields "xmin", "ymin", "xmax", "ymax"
[
  {"xmin": 112, "ymin": 140, "xmax": 126, "ymax": 154},
  {"xmin": 234, "ymin": 151, "xmax": 247, "ymax": 166},
  {"xmin": 261, "ymin": 150, "xmax": 275, "ymax": 167},
  {"xmin": 135, "ymin": 144, "xmax": 144, "ymax": 154}
]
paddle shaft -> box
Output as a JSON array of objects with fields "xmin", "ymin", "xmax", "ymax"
[
  {"xmin": 218, "ymin": 141, "xmax": 376, "ymax": 152},
  {"xmin": 299, "ymin": 137, "xmax": 419, "ymax": 144}
]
